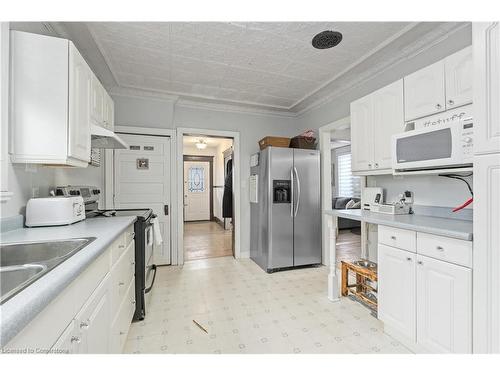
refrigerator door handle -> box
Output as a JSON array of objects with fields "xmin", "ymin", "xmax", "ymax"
[
  {"xmin": 290, "ymin": 167, "xmax": 294, "ymax": 217},
  {"xmin": 294, "ymin": 167, "xmax": 300, "ymax": 217}
]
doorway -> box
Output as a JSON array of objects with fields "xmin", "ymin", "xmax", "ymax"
[{"xmin": 182, "ymin": 134, "xmax": 235, "ymax": 261}]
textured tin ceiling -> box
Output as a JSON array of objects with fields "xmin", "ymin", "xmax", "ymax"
[{"xmin": 87, "ymin": 22, "xmax": 412, "ymax": 110}]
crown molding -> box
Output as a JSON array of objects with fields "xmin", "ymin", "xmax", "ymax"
[
  {"xmin": 295, "ymin": 22, "xmax": 471, "ymax": 116},
  {"xmin": 109, "ymin": 85, "xmax": 296, "ymax": 118}
]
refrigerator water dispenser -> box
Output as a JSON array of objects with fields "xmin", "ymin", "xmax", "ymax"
[{"xmin": 273, "ymin": 180, "xmax": 291, "ymax": 203}]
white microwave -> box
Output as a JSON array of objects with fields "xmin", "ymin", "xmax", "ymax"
[{"xmin": 392, "ymin": 118, "xmax": 473, "ymax": 172}]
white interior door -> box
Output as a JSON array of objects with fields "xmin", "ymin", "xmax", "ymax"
[
  {"xmin": 114, "ymin": 133, "xmax": 171, "ymax": 265},
  {"xmin": 184, "ymin": 161, "xmax": 210, "ymax": 221}
]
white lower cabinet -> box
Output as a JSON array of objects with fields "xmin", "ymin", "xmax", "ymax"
[
  {"xmin": 378, "ymin": 227, "xmax": 472, "ymax": 353},
  {"xmin": 5, "ymin": 225, "xmax": 135, "ymax": 353},
  {"xmin": 416, "ymin": 255, "xmax": 472, "ymax": 353},
  {"xmin": 378, "ymin": 244, "xmax": 416, "ymax": 341}
]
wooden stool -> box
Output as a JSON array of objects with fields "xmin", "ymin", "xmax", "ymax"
[{"xmin": 341, "ymin": 260, "xmax": 378, "ymax": 310}]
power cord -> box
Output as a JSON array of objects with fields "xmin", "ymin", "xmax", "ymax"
[{"xmin": 438, "ymin": 173, "xmax": 473, "ymax": 196}]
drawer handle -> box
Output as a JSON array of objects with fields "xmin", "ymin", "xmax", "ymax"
[
  {"xmin": 417, "ymin": 261, "xmax": 423, "ymax": 265},
  {"xmin": 406, "ymin": 257, "xmax": 412, "ymax": 261},
  {"xmin": 390, "ymin": 236, "xmax": 396, "ymax": 240},
  {"xmin": 119, "ymin": 282, "xmax": 125, "ymax": 286},
  {"xmin": 119, "ymin": 331, "xmax": 126, "ymax": 335},
  {"xmin": 80, "ymin": 321, "xmax": 89, "ymax": 329},
  {"xmin": 71, "ymin": 336, "xmax": 81, "ymax": 344},
  {"xmin": 436, "ymin": 246, "xmax": 444, "ymax": 251},
  {"xmin": 118, "ymin": 245, "xmax": 125, "ymax": 249}
]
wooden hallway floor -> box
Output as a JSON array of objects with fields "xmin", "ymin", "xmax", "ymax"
[{"xmin": 184, "ymin": 221, "xmax": 233, "ymax": 261}]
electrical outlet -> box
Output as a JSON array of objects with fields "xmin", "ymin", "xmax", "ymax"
[{"xmin": 32, "ymin": 187, "xmax": 40, "ymax": 198}]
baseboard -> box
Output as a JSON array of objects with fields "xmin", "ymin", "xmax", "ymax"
[
  {"xmin": 213, "ymin": 217, "xmax": 224, "ymax": 227},
  {"xmin": 239, "ymin": 251, "xmax": 250, "ymax": 259},
  {"xmin": 383, "ymin": 324, "xmax": 420, "ymax": 353}
]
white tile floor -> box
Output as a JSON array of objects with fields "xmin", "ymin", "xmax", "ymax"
[{"xmin": 124, "ymin": 256, "xmax": 412, "ymax": 354}]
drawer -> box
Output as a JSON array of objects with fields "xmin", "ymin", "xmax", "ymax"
[
  {"xmin": 378, "ymin": 225, "xmax": 416, "ymax": 252},
  {"xmin": 111, "ymin": 225, "xmax": 135, "ymax": 263},
  {"xmin": 110, "ymin": 277, "xmax": 135, "ymax": 353},
  {"xmin": 110, "ymin": 240, "xmax": 135, "ymax": 319},
  {"xmin": 417, "ymin": 232, "xmax": 472, "ymax": 268}
]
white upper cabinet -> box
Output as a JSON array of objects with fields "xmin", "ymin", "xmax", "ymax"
[
  {"xmin": 372, "ymin": 80, "xmax": 405, "ymax": 170},
  {"xmin": 91, "ymin": 73, "xmax": 114, "ymax": 130},
  {"xmin": 350, "ymin": 79, "xmax": 404, "ymax": 174},
  {"xmin": 68, "ymin": 43, "xmax": 92, "ymax": 163},
  {"xmin": 473, "ymin": 23, "xmax": 500, "ymax": 155},
  {"xmin": 103, "ymin": 91, "xmax": 114, "ymax": 130},
  {"xmin": 416, "ymin": 254, "xmax": 472, "ymax": 353},
  {"xmin": 404, "ymin": 60, "xmax": 446, "ymax": 121},
  {"xmin": 445, "ymin": 46, "xmax": 473, "ymax": 109},
  {"xmin": 10, "ymin": 31, "xmax": 91, "ymax": 167},
  {"xmin": 350, "ymin": 94, "xmax": 374, "ymax": 172}
]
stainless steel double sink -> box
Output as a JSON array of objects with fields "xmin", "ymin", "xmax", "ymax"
[{"xmin": 0, "ymin": 237, "xmax": 96, "ymax": 304}]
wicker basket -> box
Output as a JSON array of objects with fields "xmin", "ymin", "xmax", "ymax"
[
  {"xmin": 289, "ymin": 136, "xmax": 316, "ymax": 149},
  {"xmin": 258, "ymin": 136, "xmax": 291, "ymax": 150}
]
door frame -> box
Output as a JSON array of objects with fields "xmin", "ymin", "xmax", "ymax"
[
  {"xmin": 104, "ymin": 126, "xmax": 179, "ymax": 264},
  {"xmin": 318, "ymin": 117, "xmax": 367, "ymax": 301},
  {"xmin": 183, "ymin": 155, "xmax": 214, "ymax": 222},
  {"xmin": 176, "ymin": 127, "xmax": 241, "ymax": 265}
]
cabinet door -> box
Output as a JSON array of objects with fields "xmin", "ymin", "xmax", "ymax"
[
  {"xmin": 416, "ymin": 254, "xmax": 472, "ymax": 353},
  {"xmin": 68, "ymin": 43, "xmax": 91, "ymax": 164},
  {"xmin": 350, "ymin": 95, "xmax": 374, "ymax": 172},
  {"xmin": 51, "ymin": 320, "xmax": 81, "ymax": 354},
  {"xmin": 90, "ymin": 73, "xmax": 104, "ymax": 125},
  {"xmin": 473, "ymin": 23, "xmax": 500, "ymax": 155},
  {"xmin": 473, "ymin": 153, "xmax": 500, "ymax": 353},
  {"xmin": 103, "ymin": 92, "xmax": 114, "ymax": 130},
  {"xmin": 76, "ymin": 275, "xmax": 111, "ymax": 353},
  {"xmin": 445, "ymin": 46, "xmax": 473, "ymax": 109},
  {"xmin": 378, "ymin": 244, "xmax": 416, "ymax": 341},
  {"xmin": 372, "ymin": 79, "xmax": 404, "ymax": 170},
  {"xmin": 404, "ymin": 60, "xmax": 445, "ymax": 121}
]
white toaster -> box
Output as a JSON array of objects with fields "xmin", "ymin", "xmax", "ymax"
[{"xmin": 25, "ymin": 196, "xmax": 85, "ymax": 227}]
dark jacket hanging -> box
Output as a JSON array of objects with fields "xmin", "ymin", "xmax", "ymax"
[{"xmin": 223, "ymin": 159, "xmax": 233, "ymax": 218}]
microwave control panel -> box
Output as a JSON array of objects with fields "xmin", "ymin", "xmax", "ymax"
[{"xmin": 461, "ymin": 119, "xmax": 474, "ymax": 156}]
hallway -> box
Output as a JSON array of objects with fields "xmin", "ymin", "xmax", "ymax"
[{"xmin": 184, "ymin": 221, "xmax": 233, "ymax": 261}]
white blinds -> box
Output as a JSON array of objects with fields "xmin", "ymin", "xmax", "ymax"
[{"xmin": 337, "ymin": 153, "xmax": 361, "ymax": 198}]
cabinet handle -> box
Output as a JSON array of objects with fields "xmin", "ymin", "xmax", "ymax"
[
  {"xmin": 71, "ymin": 336, "xmax": 81, "ymax": 344},
  {"xmin": 131, "ymin": 261, "xmax": 136, "ymax": 265},
  {"xmin": 417, "ymin": 261, "xmax": 423, "ymax": 265},
  {"xmin": 119, "ymin": 282, "xmax": 125, "ymax": 286},
  {"xmin": 130, "ymin": 232, "xmax": 136, "ymax": 239},
  {"xmin": 118, "ymin": 245, "xmax": 125, "ymax": 249},
  {"xmin": 375, "ymin": 163, "xmax": 379, "ymax": 168},
  {"xmin": 390, "ymin": 236, "xmax": 396, "ymax": 240},
  {"xmin": 406, "ymin": 257, "xmax": 412, "ymax": 261},
  {"xmin": 119, "ymin": 331, "xmax": 126, "ymax": 335},
  {"xmin": 448, "ymin": 99, "xmax": 454, "ymax": 106},
  {"xmin": 436, "ymin": 246, "xmax": 444, "ymax": 251},
  {"xmin": 131, "ymin": 300, "xmax": 136, "ymax": 305},
  {"xmin": 368, "ymin": 163, "xmax": 372, "ymax": 168},
  {"xmin": 80, "ymin": 321, "xmax": 89, "ymax": 329},
  {"xmin": 436, "ymin": 103, "xmax": 442, "ymax": 109}
]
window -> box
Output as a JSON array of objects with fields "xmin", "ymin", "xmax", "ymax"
[
  {"xmin": 337, "ymin": 152, "xmax": 361, "ymax": 198},
  {"xmin": 188, "ymin": 167, "xmax": 205, "ymax": 193}
]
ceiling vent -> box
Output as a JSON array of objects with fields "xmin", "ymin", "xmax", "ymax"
[{"xmin": 312, "ymin": 30, "xmax": 343, "ymax": 49}]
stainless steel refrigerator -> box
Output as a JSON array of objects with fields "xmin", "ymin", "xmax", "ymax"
[{"xmin": 250, "ymin": 147, "xmax": 321, "ymax": 272}]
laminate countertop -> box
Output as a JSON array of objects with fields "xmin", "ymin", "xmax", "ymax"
[
  {"xmin": 0, "ymin": 216, "xmax": 137, "ymax": 347},
  {"xmin": 324, "ymin": 209, "xmax": 473, "ymax": 241}
]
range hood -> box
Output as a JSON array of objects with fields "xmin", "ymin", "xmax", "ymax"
[{"xmin": 90, "ymin": 124, "xmax": 128, "ymax": 149}]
